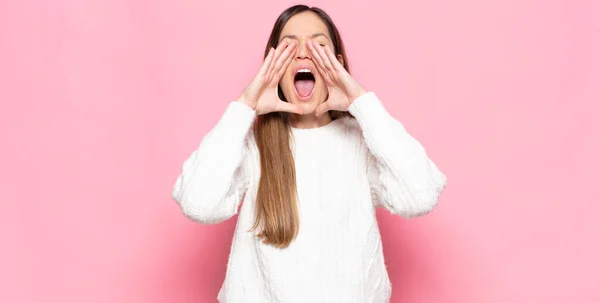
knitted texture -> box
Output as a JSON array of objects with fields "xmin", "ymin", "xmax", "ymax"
[{"xmin": 171, "ymin": 92, "xmax": 447, "ymax": 303}]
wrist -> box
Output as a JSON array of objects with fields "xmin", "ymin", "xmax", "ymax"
[
  {"xmin": 236, "ymin": 96, "xmax": 257, "ymax": 111},
  {"xmin": 348, "ymin": 87, "xmax": 367, "ymax": 104}
]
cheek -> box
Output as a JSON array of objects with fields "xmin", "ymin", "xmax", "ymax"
[
  {"xmin": 315, "ymin": 77, "xmax": 328, "ymax": 93},
  {"xmin": 279, "ymin": 71, "xmax": 294, "ymax": 90}
]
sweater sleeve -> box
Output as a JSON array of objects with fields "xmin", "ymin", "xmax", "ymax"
[
  {"xmin": 348, "ymin": 92, "xmax": 447, "ymax": 218},
  {"xmin": 171, "ymin": 101, "xmax": 256, "ymax": 224}
]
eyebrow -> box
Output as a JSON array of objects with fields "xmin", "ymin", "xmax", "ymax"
[{"xmin": 279, "ymin": 33, "xmax": 329, "ymax": 42}]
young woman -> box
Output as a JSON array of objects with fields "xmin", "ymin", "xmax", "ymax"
[{"xmin": 171, "ymin": 5, "xmax": 447, "ymax": 303}]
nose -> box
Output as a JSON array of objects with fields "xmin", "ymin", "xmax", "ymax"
[{"xmin": 294, "ymin": 39, "xmax": 311, "ymax": 60}]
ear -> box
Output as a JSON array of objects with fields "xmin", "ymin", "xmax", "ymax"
[{"xmin": 337, "ymin": 54, "xmax": 344, "ymax": 66}]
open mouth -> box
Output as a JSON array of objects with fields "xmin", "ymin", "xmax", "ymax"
[{"xmin": 293, "ymin": 68, "xmax": 316, "ymax": 101}]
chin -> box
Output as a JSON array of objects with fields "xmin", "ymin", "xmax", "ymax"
[
  {"xmin": 297, "ymin": 100, "xmax": 318, "ymax": 114},
  {"xmin": 284, "ymin": 90, "xmax": 325, "ymax": 115}
]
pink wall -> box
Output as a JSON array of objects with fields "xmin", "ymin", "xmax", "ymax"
[{"xmin": 1, "ymin": 0, "xmax": 599, "ymax": 302}]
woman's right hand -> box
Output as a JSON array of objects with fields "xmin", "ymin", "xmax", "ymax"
[{"xmin": 237, "ymin": 40, "xmax": 302, "ymax": 115}]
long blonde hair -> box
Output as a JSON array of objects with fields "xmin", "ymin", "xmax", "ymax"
[{"xmin": 251, "ymin": 5, "xmax": 352, "ymax": 248}]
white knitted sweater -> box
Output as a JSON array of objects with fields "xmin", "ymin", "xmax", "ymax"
[{"xmin": 171, "ymin": 92, "xmax": 447, "ymax": 303}]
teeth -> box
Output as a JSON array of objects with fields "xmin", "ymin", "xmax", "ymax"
[{"xmin": 297, "ymin": 68, "xmax": 312, "ymax": 73}]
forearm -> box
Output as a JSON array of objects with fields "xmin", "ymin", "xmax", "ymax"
[
  {"xmin": 172, "ymin": 101, "xmax": 256, "ymax": 223},
  {"xmin": 350, "ymin": 92, "xmax": 447, "ymax": 216}
]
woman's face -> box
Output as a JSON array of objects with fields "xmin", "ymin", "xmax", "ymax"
[{"xmin": 278, "ymin": 11, "xmax": 336, "ymax": 114}]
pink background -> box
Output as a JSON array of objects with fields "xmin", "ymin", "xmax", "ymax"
[{"xmin": 1, "ymin": 0, "xmax": 599, "ymax": 302}]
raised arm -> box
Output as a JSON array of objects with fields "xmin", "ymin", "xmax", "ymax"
[
  {"xmin": 171, "ymin": 101, "xmax": 256, "ymax": 224},
  {"xmin": 349, "ymin": 92, "xmax": 447, "ymax": 218},
  {"xmin": 172, "ymin": 39, "xmax": 303, "ymax": 224},
  {"xmin": 303, "ymin": 40, "xmax": 447, "ymax": 217}
]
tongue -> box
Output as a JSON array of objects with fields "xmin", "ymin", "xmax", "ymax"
[{"xmin": 294, "ymin": 80, "xmax": 315, "ymax": 97}]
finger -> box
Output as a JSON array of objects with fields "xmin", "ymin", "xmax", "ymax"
[
  {"xmin": 276, "ymin": 100, "xmax": 303, "ymax": 115},
  {"xmin": 313, "ymin": 58, "xmax": 332, "ymax": 84},
  {"xmin": 307, "ymin": 40, "xmax": 331, "ymax": 82},
  {"xmin": 272, "ymin": 47, "xmax": 295, "ymax": 84},
  {"xmin": 265, "ymin": 41, "xmax": 289, "ymax": 83},
  {"xmin": 324, "ymin": 45, "xmax": 344, "ymax": 71},
  {"xmin": 270, "ymin": 40, "xmax": 296, "ymax": 84},
  {"xmin": 268, "ymin": 41, "xmax": 296, "ymax": 84},
  {"xmin": 258, "ymin": 47, "xmax": 275, "ymax": 77},
  {"xmin": 315, "ymin": 101, "xmax": 330, "ymax": 117},
  {"xmin": 313, "ymin": 58, "xmax": 331, "ymax": 84},
  {"xmin": 315, "ymin": 43, "xmax": 335, "ymax": 73},
  {"xmin": 307, "ymin": 40, "xmax": 326, "ymax": 71},
  {"xmin": 265, "ymin": 41, "xmax": 288, "ymax": 81}
]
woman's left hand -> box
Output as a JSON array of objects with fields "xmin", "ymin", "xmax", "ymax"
[{"xmin": 307, "ymin": 39, "xmax": 367, "ymax": 116}]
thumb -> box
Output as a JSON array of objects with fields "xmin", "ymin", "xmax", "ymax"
[{"xmin": 315, "ymin": 102, "xmax": 330, "ymax": 117}]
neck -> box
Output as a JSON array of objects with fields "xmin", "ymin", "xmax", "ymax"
[{"xmin": 288, "ymin": 112, "xmax": 332, "ymax": 129}]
